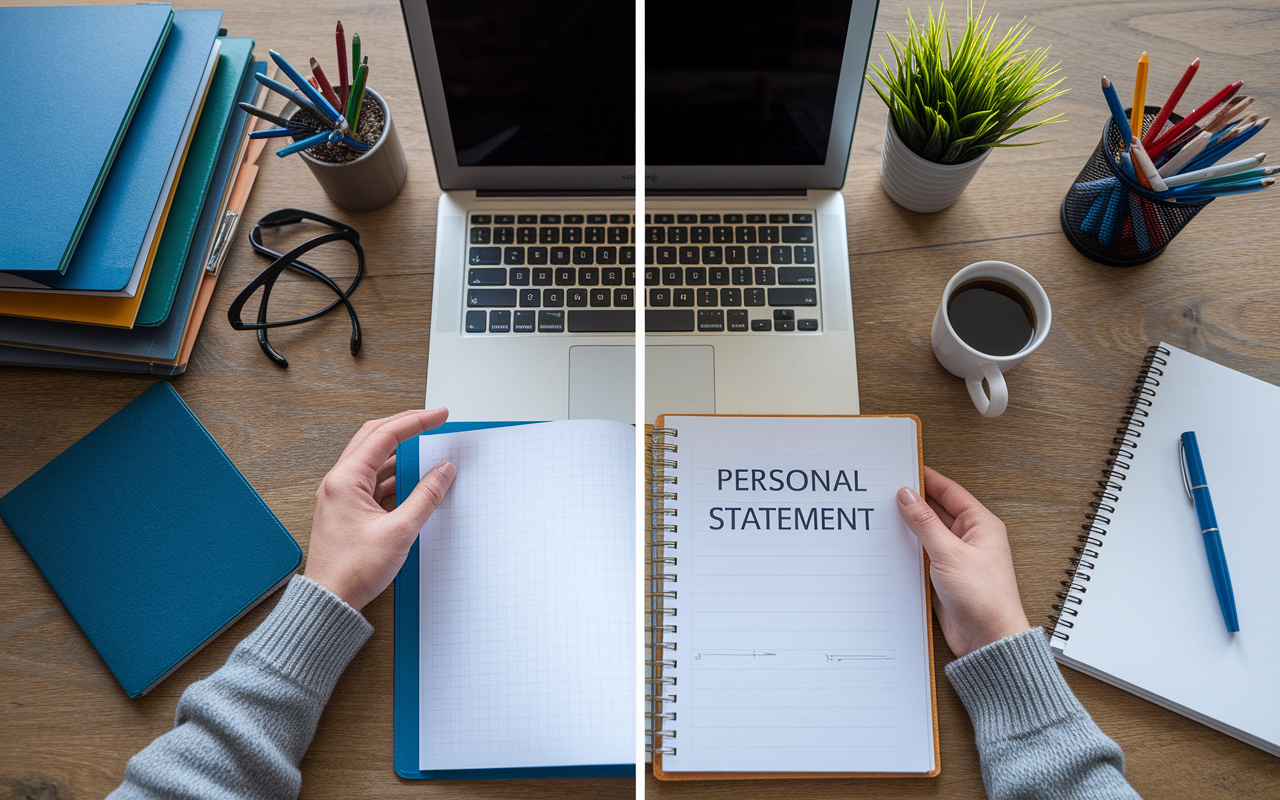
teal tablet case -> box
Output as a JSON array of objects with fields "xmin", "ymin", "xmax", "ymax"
[
  {"xmin": 393, "ymin": 421, "xmax": 632, "ymax": 779},
  {"xmin": 0, "ymin": 4, "xmax": 174, "ymax": 274},
  {"xmin": 0, "ymin": 382, "xmax": 302, "ymax": 698},
  {"xmin": 7, "ymin": 10, "xmax": 222, "ymax": 291}
]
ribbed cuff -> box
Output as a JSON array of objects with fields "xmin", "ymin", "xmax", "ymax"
[
  {"xmin": 945, "ymin": 627, "xmax": 1085, "ymax": 745},
  {"xmin": 236, "ymin": 574, "xmax": 374, "ymax": 699}
]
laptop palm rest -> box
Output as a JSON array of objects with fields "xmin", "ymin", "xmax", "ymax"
[
  {"xmin": 645, "ymin": 345, "xmax": 715, "ymax": 422},
  {"xmin": 568, "ymin": 345, "xmax": 636, "ymax": 423}
]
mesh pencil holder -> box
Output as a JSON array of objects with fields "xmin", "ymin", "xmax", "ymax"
[{"xmin": 1060, "ymin": 106, "xmax": 1212, "ymax": 267}]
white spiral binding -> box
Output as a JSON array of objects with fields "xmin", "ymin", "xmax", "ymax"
[
  {"xmin": 1049, "ymin": 346, "xmax": 1169, "ymax": 640},
  {"xmin": 646, "ymin": 426, "xmax": 678, "ymax": 756}
]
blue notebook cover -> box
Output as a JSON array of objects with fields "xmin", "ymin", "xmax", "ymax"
[
  {"xmin": 0, "ymin": 54, "xmax": 264, "ymax": 365},
  {"xmin": 0, "ymin": 4, "xmax": 174, "ymax": 274},
  {"xmin": 6, "ymin": 10, "xmax": 222, "ymax": 291},
  {"xmin": 0, "ymin": 382, "xmax": 302, "ymax": 698},
  {"xmin": 393, "ymin": 421, "xmax": 633, "ymax": 779}
]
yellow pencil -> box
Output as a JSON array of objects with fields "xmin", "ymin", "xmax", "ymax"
[{"xmin": 1130, "ymin": 52, "xmax": 1149, "ymax": 139}]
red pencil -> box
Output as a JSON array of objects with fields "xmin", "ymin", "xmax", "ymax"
[
  {"xmin": 1142, "ymin": 58, "xmax": 1199, "ymax": 148},
  {"xmin": 1149, "ymin": 80, "xmax": 1243, "ymax": 158},
  {"xmin": 310, "ymin": 57, "xmax": 343, "ymax": 112},
  {"xmin": 336, "ymin": 21, "xmax": 349, "ymax": 109}
]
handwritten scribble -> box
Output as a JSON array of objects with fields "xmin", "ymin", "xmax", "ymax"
[
  {"xmin": 825, "ymin": 654, "xmax": 895, "ymax": 662},
  {"xmin": 695, "ymin": 650, "xmax": 777, "ymax": 660}
]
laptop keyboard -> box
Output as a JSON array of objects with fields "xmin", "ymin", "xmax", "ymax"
[
  {"xmin": 464, "ymin": 213, "xmax": 636, "ymax": 334},
  {"xmin": 644, "ymin": 212, "xmax": 820, "ymax": 333}
]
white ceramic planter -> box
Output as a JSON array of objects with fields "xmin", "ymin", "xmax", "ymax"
[{"xmin": 879, "ymin": 119, "xmax": 990, "ymax": 213}]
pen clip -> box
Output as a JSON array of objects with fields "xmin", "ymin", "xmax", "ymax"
[
  {"xmin": 1178, "ymin": 436, "xmax": 1194, "ymax": 501},
  {"xmin": 205, "ymin": 210, "xmax": 240, "ymax": 276}
]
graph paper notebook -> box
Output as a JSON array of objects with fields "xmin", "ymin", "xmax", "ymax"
[
  {"xmin": 1049, "ymin": 344, "xmax": 1280, "ymax": 757},
  {"xmin": 393, "ymin": 420, "xmax": 635, "ymax": 779},
  {"xmin": 649, "ymin": 415, "xmax": 938, "ymax": 779}
]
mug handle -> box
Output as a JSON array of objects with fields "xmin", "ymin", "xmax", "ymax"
[{"xmin": 966, "ymin": 365, "xmax": 1008, "ymax": 417}]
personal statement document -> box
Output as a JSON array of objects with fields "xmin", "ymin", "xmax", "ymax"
[{"xmin": 658, "ymin": 415, "xmax": 936, "ymax": 776}]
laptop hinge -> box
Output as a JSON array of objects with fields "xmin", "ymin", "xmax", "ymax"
[
  {"xmin": 646, "ymin": 189, "xmax": 808, "ymax": 197},
  {"xmin": 475, "ymin": 189, "xmax": 634, "ymax": 198}
]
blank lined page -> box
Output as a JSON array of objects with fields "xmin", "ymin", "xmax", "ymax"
[
  {"xmin": 415, "ymin": 420, "xmax": 635, "ymax": 770},
  {"xmin": 1053, "ymin": 345, "xmax": 1280, "ymax": 755},
  {"xmin": 662, "ymin": 415, "xmax": 935, "ymax": 774}
]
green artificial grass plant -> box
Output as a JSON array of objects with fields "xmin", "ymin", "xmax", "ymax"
[{"xmin": 867, "ymin": 3, "xmax": 1068, "ymax": 164}]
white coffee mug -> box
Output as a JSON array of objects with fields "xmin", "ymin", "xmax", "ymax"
[{"xmin": 931, "ymin": 261, "xmax": 1051, "ymax": 417}]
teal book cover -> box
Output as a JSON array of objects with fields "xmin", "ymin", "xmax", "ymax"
[
  {"xmin": 0, "ymin": 4, "xmax": 175, "ymax": 275},
  {"xmin": 0, "ymin": 383, "xmax": 302, "ymax": 698},
  {"xmin": 6, "ymin": 10, "xmax": 223, "ymax": 292}
]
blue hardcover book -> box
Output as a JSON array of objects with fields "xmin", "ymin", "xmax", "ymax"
[
  {"xmin": 393, "ymin": 421, "xmax": 634, "ymax": 779},
  {"xmin": 0, "ymin": 53, "xmax": 264, "ymax": 369},
  {"xmin": 4, "ymin": 10, "xmax": 223, "ymax": 292},
  {"xmin": 0, "ymin": 382, "xmax": 302, "ymax": 698},
  {"xmin": 0, "ymin": 4, "xmax": 174, "ymax": 275}
]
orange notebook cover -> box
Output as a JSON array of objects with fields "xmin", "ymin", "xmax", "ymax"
[{"xmin": 648, "ymin": 414, "xmax": 939, "ymax": 780}]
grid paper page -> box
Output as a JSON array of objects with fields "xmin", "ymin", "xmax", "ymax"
[
  {"xmin": 1054, "ymin": 345, "xmax": 1280, "ymax": 755},
  {"xmin": 662, "ymin": 415, "xmax": 934, "ymax": 774},
  {"xmin": 416, "ymin": 420, "xmax": 635, "ymax": 770}
]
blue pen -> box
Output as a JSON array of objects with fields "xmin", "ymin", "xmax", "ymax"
[
  {"xmin": 254, "ymin": 73, "xmax": 324, "ymax": 118},
  {"xmin": 1179, "ymin": 432, "xmax": 1240, "ymax": 632},
  {"xmin": 275, "ymin": 130, "xmax": 334, "ymax": 157},
  {"xmin": 1101, "ymin": 77, "xmax": 1132, "ymax": 151},
  {"xmin": 269, "ymin": 50, "xmax": 347, "ymax": 130}
]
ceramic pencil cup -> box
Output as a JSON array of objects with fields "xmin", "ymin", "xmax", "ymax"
[
  {"xmin": 285, "ymin": 87, "xmax": 408, "ymax": 212},
  {"xmin": 1060, "ymin": 106, "xmax": 1212, "ymax": 267}
]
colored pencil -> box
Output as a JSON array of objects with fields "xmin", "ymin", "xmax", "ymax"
[
  {"xmin": 269, "ymin": 49, "xmax": 345, "ymax": 127},
  {"xmin": 1185, "ymin": 119, "xmax": 1267, "ymax": 172},
  {"xmin": 250, "ymin": 127, "xmax": 319, "ymax": 139},
  {"xmin": 1149, "ymin": 80, "xmax": 1243, "ymax": 158},
  {"xmin": 347, "ymin": 57, "xmax": 369, "ymax": 129},
  {"xmin": 276, "ymin": 129, "xmax": 333, "ymax": 157},
  {"xmin": 1130, "ymin": 52, "xmax": 1149, "ymax": 139},
  {"xmin": 1163, "ymin": 155, "xmax": 1264, "ymax": 187},
  {"xmin": 1102, "ymin": 77, "xmax": 1132, "ymax": 150},
  {"xmin": 352, "ymin": 33, "xmax": 361, "ymax": 83},
  {"xmin": 337, "ymin": 21, "xmax": 349, "ymax": 108},
  {"xmin": 1192, "ymin": 163, "xmax": 1276, "ymax": 187},
  {"xmin": 310, "ymin": 58, "xmax": 343, "ymax": 111},
  {"xmin": 1142, "ymin": 58, "xmax": 1199, "ymax": 147},
  {"xmin": 254, "ymin": 73, "xmax": 324, "ymax": 118},
  {"xmin": 1171, "ymin": 177, "xmax": 1273, "ymax": 199},
  {"xmin": 238, "ymin": 102, "xmax": 313, "ymax": 131},
  {"xmin": 1158, "ymin": 131, "xmax": 1212, "ymax": 176},
  {"xmin": 1131, "ymin": 139, "xmax": 1169, "ymax": 192}
]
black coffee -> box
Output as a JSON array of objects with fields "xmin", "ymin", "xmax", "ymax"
[{"xmin": 946, "ymin": 279, "xmax": 1036, "ymax": 356}]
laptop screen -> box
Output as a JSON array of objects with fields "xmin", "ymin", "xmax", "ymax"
[
  {"xmin": 425, "ymin": 0, "xmax": 635, "ymax": 168},
  {"xmin": 647, "ymin": 0, "xmax": 854, "ymax": 167}
]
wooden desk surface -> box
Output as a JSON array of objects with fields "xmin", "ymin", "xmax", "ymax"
[{"xmin": 2, "ymin": 0, "xmax": 1278, "ymax": 797}]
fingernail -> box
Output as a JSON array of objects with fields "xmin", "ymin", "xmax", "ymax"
[
  {"xmin": 437, "ymin": 461, "xmax": 457, "ymax": 481},
  {"xmin": 897, "ymin": 486, "xmax": 920, "ymax": 505}
]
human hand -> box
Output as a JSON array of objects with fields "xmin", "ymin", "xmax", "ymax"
[
  {"xmin": 303, "ymin": 409, "xmax": 458, "ymax": 612},
  {"xmin": 896, "ymin": 466, "xmax": 1030, "ymax": 658}
]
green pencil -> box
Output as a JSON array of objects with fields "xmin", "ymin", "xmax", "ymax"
[
  {"xmin": 351, "ymin": 32, "xmax": 360, "ymax": 83},
  {"xmin": 346, "ymin": 57, "xmax": 368, "ymax": 129}
]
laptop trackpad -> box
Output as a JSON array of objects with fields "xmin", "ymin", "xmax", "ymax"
[
  {"xmin": 569, "ymin": 345, "xmax": 635, "ymax": 424},
  {"xmin": 645, "ymin": 345, "xmax": 715, "ymax": 422}
]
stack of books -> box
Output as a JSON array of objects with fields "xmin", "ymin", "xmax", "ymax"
[{"xmin": 0, "ymin": 4, "xmax": 267, "ymax": 375}]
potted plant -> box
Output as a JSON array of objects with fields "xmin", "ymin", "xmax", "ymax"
[{"xmin": 867, "ymin": 3, "xmax": 1067, "ymax": 212}]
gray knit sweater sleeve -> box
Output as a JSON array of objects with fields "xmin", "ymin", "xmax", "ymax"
[
  {"xmin": 108, "ymin": 575, "xmax": 373, "ymax": 800},
  {"xmin": 945, "ymin": 627, "xmax": 1142, "ymax": 800}
]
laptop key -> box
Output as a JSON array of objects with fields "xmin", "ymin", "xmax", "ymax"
[
  {"xmin": 731, "ymin": 267, "xmax": 752, "ymax": 285},
  {"xmin": 734, "ymin": 226, "xmax": 756, "ymax": 243},
  {"xmin": 537, "ymin": 310, "xmax": 564, "ymax": 332},
  {"xmin": 579, "ymin": 267, "xmax": 599, "ymax": 285},
  {"xmin": 725, "ymin": 246, "xmax": 745, "ymax": 264},
  {"xmin": 655, "ymin": 213, "xmax": 674, "ymax": 224},
  {"xmin": 585, "ymin": 227, "xmax": 605, "ymax": 244},
  {"xmin": 769, "ymin": 213, "xmax": 789, "ymax": 223},
  {"xmin": 713, "ymin": 226, "xmax": 733, "ymax": 243},
  {"xmin": 513, "ymin": 310, "xmax": 536, "ymax": 332},
  {"xmin": 751, "ymin": 318, "xmax": 772, "ymax": 331},
  {"xmin": 555, "ymin": 267, "xmax": 576, "ymax": 285},
  {"xmin": 774, "ymin": 309, "xmax": 795, "ymax": 321},
  {"xmin": 685, "ymin": 267, "xmax": 706, "ymax": 285},
  {"xmin": 489, "ymin": 310, "xmax": 511, "ymax": 333},
  {"xmin": 678, "ymin": 246, "xmax": 699, "ymax": 265},
  {"xmin": 614, "ymin": 288, "xmax": 634, "ymax": 306},
  {"xmin": 645, "ymin": 267, "xmax": 659, "ymax": 286},
  {"xmin": 470, "ymin": 228, "xmax": 491, "ymax": 244},
  {"xmin": 747, "ymin": 246, "xmax": 768, "ymax": 264},
  {"xmin": 798, "ymin": 319, "xmax": 819, "ymax": 331},
  {"xmin": 794, "ymin": 245, "xmax": 815, "ymax": 264},
  {"xmin": 677, "ymin": 213, "xmax": 697, "ymax": 224},
  {"xmin": 646, "ymin": 227, "xmax": 665, "ymax": 244},
  {"xmin": 564, "ymin": 214, "xmax": 584, "ymax": 224},
  {"xmin": 467, "ymin": 289, "xmax": 516, "ymax": 307},
  {"xmin": 494, "ymin": 227, "xmax": 514, "ymax": 244},
  {"xmin": 625, "ymin": 267, "xmax": 636, "ymax": 285},
  {"xmin": 573, "ymin": 246, "xmax": 594, "ymax": 265},
  {"xmin": 768, "ymin": 287, "xmax": 818, "ymax": 306},
  {"xmin": 495, "ymin": 214, "xmax": 514, "ymax": 224},
  {"xmin": 539, "ymin": 227, "xmax": 560, "ymax": 244},
  {"xmin": 608, "ymin": 226, "xmax": 628, "ymax": 244},
  {"xmin": 532, "ymin": 267, "xmax": 553, "ymax": 286},
  {"xmin": 667, "ymin": 227, "xmax": 688, "ymax": 244},
  {"xmin": 469, "ymin": 247, "xmax": 501, "ymax": 265},
  {"xmin": 673, "ymin": 288, "xmax": 695, "ymax": 307},
  {"xmin": 550, "ymin": 246, "xmax": 570, "ymax": 265},
  {"xmin": 518, "ymin": 214, "xmax": 537, "ymax": 224},
  {"xmin": 503, "ymin": 247, "xmax": 525, "ymax": 265},
  {"xmin": 691, "ymin": 226, "xmax": 710, "ymax": 243},
  {"xmin": 702, "ymin": 246, "xmax": 722, "ymax": 264},
  {"xmin": 770, "ymin": 245, "xmax": 792, "ymax": 264},
  {"xmin": 569, "ymin": 309, "xmax": 634, "ymax": 332},
  {"xmin": 597, "ymin": 246, "xmax": 617, "ymax": 264},
  {"xmin": 587, "ymin": 214, "xmax": 607, "ymax": 224},
  {"xmin": 563, "ymin": 227, "xmax": 583, "ymax": 243},
  {"xmin": 540, "ymin": 214, "xmax": 561, "ymax": 224},
  {"xmin": 745, "ymin": 288, "xmax": 766, "ymax": 306},
  {"xmin": 728, "ymin": 309, "xmax": 749, "ymax": 330},
  {"xmin": 620, "ymin": 246, "xmax": 635, "ymax": 264},
  {"xmin": 509, "ymin": 267, "xmax": 530, "ymax": 286},
  {"xmin": 518, "ymin": 289, "xmax": 540, "ymax": 307},
  {"xmin": 782, "ymin": 226, "xmax": 814, "ymax": 243},
  {"xmin": 696, "ymin": 288, "xmax": 717, "ymax": 307},
  {"xmin": 720, "ymin": 287, "xmax": 742, "ymax": 306},
  {"xmin": 746, "ymin": 213, "xmax": 766, "ymax": 223},
  {"xmin": 468, "ymin": 267, "xmax": 506, "ymax": 285},
  {"xmin": 649, "ymin": 288, "xmax": 671, "ymax": 307},
  {"xmin": 567, "ymin": 289, "xmax": 589, "ymax": 307},
  {"xmin": 544, "ymin": 288, "xmax": 565, "ymax": 307},
  {"xmin": 517, "ymin": 227, "xmax": 536, "ymax": 244},
  {"xmin": 775, "ymin": 319, "xmax": 796, "ymax": 331},
  {"xmin": 602, "ymin": 267, "xmax": 623, "ymax": 285},
  {"xmin": 657, "ymin": 246, "xmax": 676, "ymax": 264},
  {"xmin": 697, "ymin": 309, "xmax": 725, "ymax": 331},
  {"xmin": 708, "ymin": 266, "xmax": 730, "ymax": 285},
  {"xmin": 647, "ymin": 309, "xmax": 695, "ymax": 331},
  {"xmin": 791, "ymin": 213, "xmax": 813, "ymax": 223},
  {"xmin": 699, "ymin": 214, "xmax": 720, "ymax": 224},
  {"xmin": 755, "ymin": 266, "xmax": 776, "ymax": 285},
  {"xmin": 610, "ymin": 213, "xmax": 630, "ymax": 224},
  {"xmin": 724, "ymin": 213, "xmax": 743, "ymax": 224},
  {"xmin": 466, "ymin": 310, "xmax": 486, "ymax": 332},
  {"xmin": 471, "ymin": 214, "xmax": 492, "ymax": 225},
  {"xmin": 527, "ymin": 247, "xmax": 548, "ymax": 265},
  {"xmin": 778, "ymin": 267, "xmax": 816, "ymax": 285},
  {"xmin": 759, "ymin": 226, "xmax": 779, "ymax": 243},
  {"xmin": 590, "ymin": 288, "xmax": 611, "ymax": 307},
  {"xmin": 662, "ymin": 267, "xmax": 683, "ymax": 285}
]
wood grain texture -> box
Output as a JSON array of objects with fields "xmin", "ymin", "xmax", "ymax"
[{"xmin": 2, "ymin": 0, "xmax": 1279, "ymax": 797}]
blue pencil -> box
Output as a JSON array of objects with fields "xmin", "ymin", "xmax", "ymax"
[
  {"xmin": 1100, "ymin": 187, "xmax": 1124, "ymax": 244},
  {"xmin": 1101, "ymin": 77, "xmax": 1132, "ymax": 151},
  {"xmin": 269, "ymin": 49, "xmax": 345, "ymax": 127},
  {"xmin": 1184, "ymin": 124, "xmax": 1266, "ymax": 173},
  {"xmin": 1081, "ymin": 192, "xmax": 1108, "ymax": 234},
  {"xmin": 1170, "ymin": 177, "xmax": 1274, "ymax": 199},
  {"xmin": 276, "ymin": 130, "xmax": 334, "ymax": 157},
  {"xmin": 1128, "ymin": 194, "xmax": 1150, "ymax": 252}
]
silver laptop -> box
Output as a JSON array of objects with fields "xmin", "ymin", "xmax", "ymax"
[
  {"xmin": 400, "ymin": 1, "xmax": 636, "ymax": 424},
  {"xmin": 644, "ymin": 0, "xmax": 877, "ymax": 422}
]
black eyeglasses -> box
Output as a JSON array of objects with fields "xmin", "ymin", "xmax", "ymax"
[{"xmin": 228, "ymin": 208, "xmax": 363, "ymax": 368}]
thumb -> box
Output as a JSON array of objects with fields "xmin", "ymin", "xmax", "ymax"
[
  {"xmin": 390, "ymin": 461, "xmax": 457, "ymax": 536},
  {"xmin": 896, "ymin": 486, "xmax": 959, "ymax": 561}
]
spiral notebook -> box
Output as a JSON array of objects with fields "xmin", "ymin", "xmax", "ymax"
[
  {"xmin": 648, "ymin": 415, "xmax": 939, "ymax": 779},
  {"xmin": 1050, "ymin": 344, "xmax": 1280, "ymax": 757}
]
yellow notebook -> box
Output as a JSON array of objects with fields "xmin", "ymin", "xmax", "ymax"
[{"xmin": 648, "ymin": 414, "xmax": 939, "ymax": 780}]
